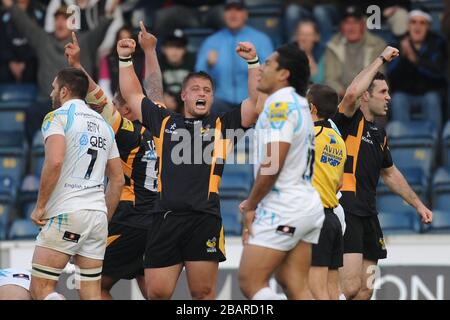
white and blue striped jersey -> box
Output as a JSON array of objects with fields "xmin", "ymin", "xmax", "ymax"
[
  {"xmin": 41, "ymin": 99, "xmax": 120, "ymax": 219},
  {"xmin": 254, "ymin": 86, "xmax": 322, "ymax": 214}
]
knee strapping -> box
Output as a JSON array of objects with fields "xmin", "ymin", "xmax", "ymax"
[
  {"xmin": 31, "ymin": 263, "xmax": 63, "ymax": 281},
  {"xmin": 76, "ymin": 266, "xmax": 102, "ymax": 281}
]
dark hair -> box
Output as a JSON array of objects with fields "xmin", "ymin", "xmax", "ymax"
[
  {"xmin": 367, "ymin": 72, "xmax": 387, "ymax": 94},
  {"xmin": 275, "ymin": 43, "xmax": 310, "ymax": 96},
  {"xmin": 181, "ymin": 71, "xmax": 215, "ymax": 91},
  {"xmin": 115, "ymin": 25, "xmax": 133, "ymax": 44},
  {"xmin": 56, "ymin": 68, "xmax": 89, "ymax": 99},
  {"xmin": 113, "ymin": 89, "xmax": 127, "ymax": 107},
  {"xmin": 54, "ymin": 5, "xmax": 70, "ymax": 19},
  {"xmin": 297, "ymin": 19, "xmax": 320, "ymax": 35},
  {"xmin": 307, "ymin": 84, "xmax": 339, "ymax": 120}
]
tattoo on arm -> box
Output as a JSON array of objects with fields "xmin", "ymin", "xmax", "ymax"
[{"xmin": 143, "ymin": 72, "xmax": 164, "ymax": 103}]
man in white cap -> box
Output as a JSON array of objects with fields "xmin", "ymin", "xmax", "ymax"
[{"xmin": 388, "ymin": 7, "xmax": 447, "ymax": 131}]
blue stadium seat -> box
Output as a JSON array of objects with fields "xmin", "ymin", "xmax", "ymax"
[
  {"xmin": 0, "ymin": 176, "xmax": 17, "ymax": 203},
  {"xmin": 31, "ymin": 131, "xmax": 45, "ymax": 155},
  {"xmin": 0, "ymin": 109, "xmax": 27, "ymax": 156},
  {"xmin": 182, "ymin": 28, "xmax": 215, "ymax": 53},
  {"xmin": 0, "ymin": 155, "xmax": 24, "ymax": 182},
  {"xmin": 432, "ymin": 166, "xmax": 450, "ymax": 211},
  {"xmin": 22, "ymin": 202, "xmax": 36, "ymax": 219},
  {"xmin": 0, "ymin": 84, "xmax": 37, "ymax": 102},
  {"xmin": 377, "ymin": 167, "xmax": 427, "ymax": 215},
  {"xmin": 19, "ymin": 175, "xmax": 39, "ymax": 205},
  {"xmin": 30, "ymin": 131, "xmax": 45, "ymax": 176},
  {"xmin": 378, "ymin": 210, "xmax": 420, "ymax": 234},
  {"xmin": 0, "ymin": 203, "xmax": 12, "ymax": 239},
  {"xmin": 386, "ymin": 121, "xmax": 437, "ymax": 178},
  {"xmin": 220, "ymin": 198, "xmax": 242, "ymax": 235},
  {"xmin": 247, "ymin": 5, "xmax": 284, "ymax": 48},
  {"xmin": 427, "ymin": 210, "xmax": 450, "ymax": 234},
  {"xmin": 220, "ymin": 164, "xmax": 253, "ymax": 198},
  {"xmin": 442, "ymin": 121, "xmax": 450, "ymax": 167},
  {"xmin": 8, "ymin": 219, "xmax": 39, "ymax": 240}
]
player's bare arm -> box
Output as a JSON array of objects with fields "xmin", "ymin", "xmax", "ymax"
[
  {"xmin": 139, "ymin": 21, "xmax": 164, "ymax": 104},
  {"xmin": 65, "ymin": 32, "xmax": 118, "ymax": 125},
  {"xmin": 381, "ymin": 165, "xmax": 433, "ymax": 224},
  {"xmin": 340, "ymin": 46, "xmax": 399, "ymax": 117},
  {"xmin": 117, "ymin": 38, "xmax": 146, "ymax": 122},
  {"xmin": 31, "ymin": 135, "xmax": 66, "ymax": 226},
  {"xmin": 240, "ymin": 142, "xmax": 291, "ymax": 244},
  {"xmin": 237, "ymin": 42, "xmax": 262, "ymax": 128},
  {"xmin": 104, "ymin": 157, "xmax": 125, "ymax": 222}
]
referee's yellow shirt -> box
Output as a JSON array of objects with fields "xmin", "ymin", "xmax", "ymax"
[{"xmin": 312, "ymin": 120, "xmax": 347, "ymax": 209}]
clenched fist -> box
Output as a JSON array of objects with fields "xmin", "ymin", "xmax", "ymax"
[{"xmin": 117, "ymin": 38, "xmax": 136, "ymax": 57}]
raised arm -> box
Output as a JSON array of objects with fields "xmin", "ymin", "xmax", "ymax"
[
  {"xmin": 138, "ymin": 21, "xmax": 164, "ymax": 103},
  {"xmin": 339, "ymin": 46, "xmax": 399, "ymax": 117},
  {"xmin": 236, "ymin": 42, "xmax": 260, "ymax": 128},
  {"xmin": 4, "ymin": 1, "xmax": 48, "ymax": 52},
  {"xmin": 65, "ymin": 32, "xmax": 118, "ymax": 125},
  {"xmin": 117, "ymin": 38, "xmax": 146, "ymax": 122}
]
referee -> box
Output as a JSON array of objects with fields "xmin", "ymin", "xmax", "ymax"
[{"xmin": 306, "ymin": 84, "xmax": 347, "ymax": 300}]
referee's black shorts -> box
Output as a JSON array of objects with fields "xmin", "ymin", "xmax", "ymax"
[
  {"xmin": 144, "ymin": 211, "xmax": 226, "ymax": 268},
  {"xmin": 312, "ymin": 208, "xmax": 344, "ymax": 269},
  {"xmin": 343, "ymin": 212, "xmax": 387, "ymax": 261}
]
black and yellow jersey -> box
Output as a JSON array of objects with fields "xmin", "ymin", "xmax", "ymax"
[
  {"xmin": 140, "ymin": 97, "xmax": 247, "ymax": 216},
  {"xmin": 86, "ymin": 87, "xmax": 157, "ymax": 228},
  {"xmin": 313, "ymin": 120, "xmax": 347, "ymax": 209},
  {"xmin": 332, "ymin": 109, "xmax": 393, "ymax": 217}
]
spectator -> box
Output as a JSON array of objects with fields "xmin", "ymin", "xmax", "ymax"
[
  {"xmin": 294, "ymin": 20, "xmax": 325, "ymax": 84},
  {"xmin": 195, "ymin": 0, "xmax": 273, "ymax": 113},
  {"xmin": 388, "ymin": 8, "xmax": 447, "ymax": 130},
  {"xmin": 159, "ymin": 29, "xmax": 195, "ymax": 97},
  {"xmin": 44, "ymin": 0, "xmax": 123, "ymax": 56},
  {"xmin": 99, "ymin": 25, "xmax": 145, "ymax": 100},
  {"xmin": 0, "ymin": 0, "xmax": 45, "ymax": 83},
  {"xmin": 285, "ymin": 0, "xmax": 340, "ymax": 44},
  {"xmin": 285, "ymin": 1, "xmax": 410, "ymax": 45},
  {"xmin": 325, "ymin": 5, "xmax": 386, "ymax": 97},
  {"xmin": 2, "ymin": 1, "xmax": 114, "ymax": 142},
  {"xmin": 441, "ymin": 0, "xmax": 450, "ymax": 120},
  {"xmin": 4, "ymin": 2, "xmax": 114, "ymax": 97},
  {"xmin": 153, "ymin": 0, "xmax": 225, "ymax": 37}
]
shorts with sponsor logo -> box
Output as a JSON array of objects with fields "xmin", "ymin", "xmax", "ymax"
[
  {"xmin": 144, "ymin": 212, "xmax": 226, "ymax": 268},
  {"xmin": 36, "ymin": 210, "xmax": 107, "ymax": 260},
  {"xmin": 248, "ymin": 205, "xmax": 325, "ymax": 251}
]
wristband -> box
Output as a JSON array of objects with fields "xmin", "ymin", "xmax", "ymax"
[
  {"xmin": 379, "ymin": 55, "xmax": 387, "ymax": 64},
  {"xmin": 119, "ymin": 55, "xmax": 133, "ymax": 68},
  {"xmin": 247, "ymin": 56, "xmax": 260, "ymax": 69}
]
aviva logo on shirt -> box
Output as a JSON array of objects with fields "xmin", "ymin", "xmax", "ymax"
[
  {"xmin": 320, "ymin": 133, "xmax": 344, "ymax": 167},
  {"xmin": 268, "ymin": 102, "xmax": 288, "ymax": 122}
]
